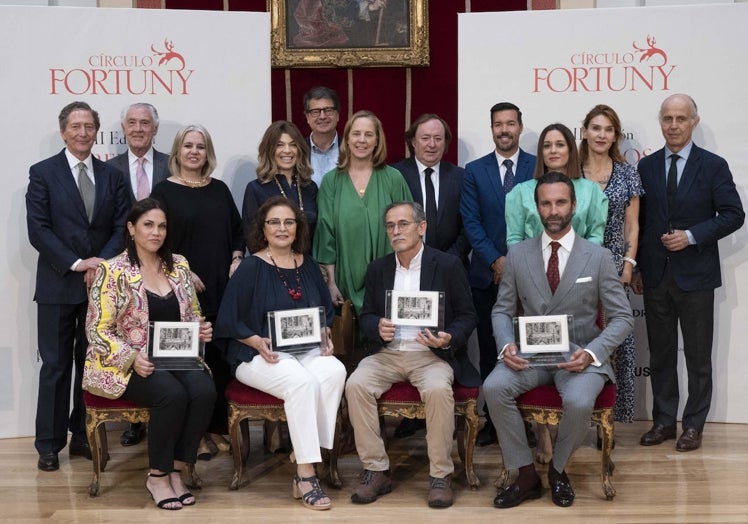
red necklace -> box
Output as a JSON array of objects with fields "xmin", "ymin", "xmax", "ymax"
[{"xmin": 266, "ymin": 248, "xmax": 302, "ymax": 300}]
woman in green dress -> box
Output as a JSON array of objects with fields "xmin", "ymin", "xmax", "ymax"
[{"xmin": 314, "ymin": 110, "xmax": 412, "ymax": 314}]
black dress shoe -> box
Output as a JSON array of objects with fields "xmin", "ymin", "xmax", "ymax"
[
  {"xmin": 548, "ymin": 465, "xmax": 575, "ymax": 507},
  {"xmin": 640, "ymin": 424, "xmax": 676, "ymax": 446},
  {"xmin": 675, "ymin": 428, "xmax": 702, "ymax": 452},
  {"xmin": 477, "ymin": 420, "xmax": 497, "ymax": 447},
  {"xmin": 493, "ymin": 478, "xmax": 542, "ymax": 508},
  {"xmin": 394, "ymin": 418, "xmax": 426, "ymax": 438},
  {"xmin": 121, "ymin": 423, "xmax": 146, "ymax": 447},
  {"xmin": 69, "ymin": 438, "xmax": 93, "ymax": 460},
  {"xmin": 38, "ymin": 451, "xmax": 59, "ymax": 472}
]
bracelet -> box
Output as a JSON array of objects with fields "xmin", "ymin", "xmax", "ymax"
[{"xmin": 622, "ymin": 256, "xmax": 637, "ymax": 267}]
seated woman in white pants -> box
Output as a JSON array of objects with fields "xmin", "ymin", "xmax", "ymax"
[{"xmin": 215, "ymin": 196, "xmax": 346, "ymax": 511}]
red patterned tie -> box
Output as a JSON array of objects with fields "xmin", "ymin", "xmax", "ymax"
[{"xmin": 547, "ymin": 241, "xmax": 560, "ymax": 294}]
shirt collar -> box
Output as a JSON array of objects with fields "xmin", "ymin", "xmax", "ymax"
[
  {"xmin": 541, "ymin": 227, "xmax": 575, "ymax": 253},
  {"xmin": 128, "ymin": 147, "xmax": 154, "ymax": 165},
  {"xmin": 395, "ymin": 243, "xmax": 424, "ymax": 271},
  {"xmin": 310, "ymin": 133, "xmax": 338, "ymax": 153},
  {"xmin": 495, "ymin": 149, "xmax": 520, "ymax": 168},
  {"xmin": 665, "ymin": 141, "xmax": 693, "ymax": 162},
  {"xmin": 414, "ymin": 157, "xmax": 439, "ymax": 176},
  {"xmin": 65, "ymin": 149, "xmax": 92, "ymax": 172}
]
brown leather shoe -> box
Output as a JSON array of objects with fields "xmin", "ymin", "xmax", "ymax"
[
  {"xmin": 640, "ymin": 424, "xmax": 676, "ymax": 446},
  {"xmin": 675, "ymin": 428, "xmax": 702, "ymax": 452},
  {"xmin": 428, "ymin": 475, "xmax": 453, "ymax": 508},
  {"xmin": 351, "ymin": 470, "xmax": 392, "ymax": 504}
]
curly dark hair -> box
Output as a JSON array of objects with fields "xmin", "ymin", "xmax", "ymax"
[
  {"xmin": 246, "ymin": 196, "xmax": 309, "ymax": 254},
  {"xmin": 123, "ymin": 198, "xmax": 174, "ymax": 272}
]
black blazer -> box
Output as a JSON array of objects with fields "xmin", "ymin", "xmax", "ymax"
[
  {"xmin": 392, "ymin": 158, "xmax": 471, "ymax": 265},
  {"xmin": 107, "ymin": 148, "xmax": 170, "ymax": 204},
  {"xmin": 638, "ymin": 144, "xmax": 744, "ymax": 291},
  {"xmin": 26, "ymin": 149, "xmax": 130, "ymax": 304},
  {"xmin": 359, "ymin": 245, "xmax": 481, "ymax": 387}
]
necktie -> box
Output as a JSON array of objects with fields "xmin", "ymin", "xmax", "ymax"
[
  {"xmin": 503, "ymin": 159, "xmax": 515, "ymax": 193},
  {"xmin": 547, "ymin": 241, "xmax": 561, "ymax": 294},
  {"xmin": 136, "ymin": 157, "xmax": 149, "ymax": 200},
  {"xmin": 666, "ymin": 153, "xmax": 679, "ymax": 211},
  {"xmin": 424, "ymin": 167, "xmax": 438, "ymax": 247},
  {"xmin": 77, "ymin": 162, "xmax": 94, "ymax": 221}
]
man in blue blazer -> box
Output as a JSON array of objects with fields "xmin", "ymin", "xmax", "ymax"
[
  {"xmin": 393, "ymin": 114, "xmax": 471, "ymax": 266},
  {"xmin": 460, "ymin": 102, "xmax": 536, "ymax": 444},
  {"xmin": 632, "ymin": 94, "xmax": 744, "ymax": 452},
  {"xmin": 26, "ymin": 102, "xmax": 130, "ymax": 471},
  {"xmin": 107, "ymin": 103, "xmax": 170, "ymax": 205}
]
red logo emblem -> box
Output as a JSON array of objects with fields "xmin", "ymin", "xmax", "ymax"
[
  {"xmin": 632, "ymin": 35, "xmax": 667, "ymax": 65},
  {"xmin": 151, "ymin": 39, "xmax": 186, "ymax": 71}
]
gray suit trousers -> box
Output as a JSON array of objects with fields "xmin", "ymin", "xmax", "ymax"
[{"xmin": 484, "ymin": 362, "xmax": 606, "ymax": 472}]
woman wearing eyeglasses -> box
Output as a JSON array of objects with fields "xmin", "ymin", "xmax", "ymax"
[
  {"xmin": 242, "ymin": 121, "xmax": 318, "ymax": 249},
  {"xmin": 216, "ymin": 196, "xmax": 346, "ymax": 511}
]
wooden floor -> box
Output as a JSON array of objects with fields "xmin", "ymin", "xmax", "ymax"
[{"xmin": 2, "ymin": 420, "xmax": 747, "ymax": 523}]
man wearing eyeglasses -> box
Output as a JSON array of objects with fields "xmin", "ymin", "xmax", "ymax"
[
  {"xmin": 303, "ymin": 86, "xmax": 340, "ymax": 186},
  {"xmin": 346, "ymin": 201, "xmax": 479, "ymax": 508}
]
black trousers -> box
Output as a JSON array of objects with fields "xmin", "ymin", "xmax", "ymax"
[
  {"xmin": 123, "ymin": 369, "xmax": 216, "ymax": 472},
  {"xmin": 35, "ymin": 302, "xmax": 87, "ymax": 454},
  {"xmin": 643, "ymin": 271, "xmax": 714, "ymax": 432},
  {"xmin": 472, "ymin": 284, "xmax": 499, "ymax": 382}
]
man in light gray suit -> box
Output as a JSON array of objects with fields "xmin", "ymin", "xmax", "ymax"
[
  {"xmin": 484, "ymin": 172, "xmax": 633, "ymax": 508},
  {"xmin": 107, "ymin": 103, "xmax": 169, "ymax": 205}
]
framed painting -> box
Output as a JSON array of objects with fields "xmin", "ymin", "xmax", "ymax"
[{"xmin": 269, "ymin": 0, "xmax": 430, "ymax": 67}]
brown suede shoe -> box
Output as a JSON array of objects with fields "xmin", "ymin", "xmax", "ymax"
[
  {"xmin": 428, "ymin": 475, "xmax": 453, "ymax": 508},
  {"xmin": 675, "ymin": 428, "xmax": 702, "ymax": 452},
  {"xmin": 351, "ymin": 470, "xmax": 392, "ymax": 504}
]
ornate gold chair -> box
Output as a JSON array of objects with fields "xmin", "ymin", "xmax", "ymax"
[
  {"xmin": 376, "ymin": 381, "xmax": 481, "ymax": 489},
  {"xmin": 83, "ymin": 391, "xmax": 199, "ymax": 496}
]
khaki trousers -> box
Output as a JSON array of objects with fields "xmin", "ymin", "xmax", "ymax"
[{"xmin": 345, "ymin": 348, "xmax": 455, "ymax": 478}]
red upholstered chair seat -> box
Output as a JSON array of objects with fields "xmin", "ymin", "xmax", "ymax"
[
  {"xmin": 515, "ymin": 383, "xmax": 616, "ymax": 410},
  {"xmin": 83, "ymin": 391, "xmax": 140, "ymax": 409},
  {"xmin": 376, "ymin": 381, "xmax": 481, "ymax": 489},
  {"xmin": 224, "ymin": 379, "xmax": 284, "ymax": 406}
]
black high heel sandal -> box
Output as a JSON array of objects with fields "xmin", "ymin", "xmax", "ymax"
[
  {"xmin": 145, "ymin": 472, "xmax": 182, "ymax": 510},
  {"xmin": 171, "ymin": 469, "xmax": 196, "ymax": 506}
]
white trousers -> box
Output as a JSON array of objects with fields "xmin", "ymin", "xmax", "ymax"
[{"xmin": 235, "ymin": 349, "xmax": 346, "ymax": 464}]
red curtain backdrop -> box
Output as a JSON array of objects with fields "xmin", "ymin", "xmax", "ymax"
[{"xmin": 163, "ymin": 0, "xmax": 528, "ymax": 164}]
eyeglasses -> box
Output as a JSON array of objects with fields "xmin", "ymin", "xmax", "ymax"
[
  {"xmin": 384, "ymin": 220, "xmax": 420, "ymax": 232},
  {"xmin": 307, "ymin": 107, "xmax": 337, "ymax": 118},
  {"xmin": 265, "ymin": 218, "xmax": 297, "ymax": 229}
]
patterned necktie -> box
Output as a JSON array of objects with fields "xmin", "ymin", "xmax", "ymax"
[
  {"xmin": 424, "ymin": 167, "xmax": 438, "ymax": 247},
  {"xmin": 666, "ymin": 153, "xmax": 679, "ymax": 211},
  {"xmin": 547, "ymin": 241, "xmax": 561, "ymax": 294},
  {"xmin": 77, "ymin": 162, "xmax": 94, "ymax": 221},
  {"xmin": 503, "ymin": 159, "xmax": 515, "ymax": 193},
  {"xmin": 136, "ymin": 157, "xmax": 149, "ymax": 200}
]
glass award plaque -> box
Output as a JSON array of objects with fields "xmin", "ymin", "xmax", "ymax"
[
  {"xmin": 268, "ymin": 306, "xmax": 327, "ymax": 355},
  {"xmin": 385, "ymin": 290, "xmax": 445, "ymax": 337},
  {"xmin": 513, "ymin": 315, "xmax": 574, "ymax": 366},
  {"xmin": 147, "ymin": 321, "xmax": 205, "ymax": 370}
]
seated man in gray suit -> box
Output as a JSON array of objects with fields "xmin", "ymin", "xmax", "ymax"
[
  {"xmin": 108, "ymin": 102, "xmax": 169, "ymax": 205},
  {"xmin": 107, "ymin": 102, "xmax": 169, "ymax": 446},
  {"xmin": 484, "ymin": 172, "xmax": 633, "ymax": 508}
]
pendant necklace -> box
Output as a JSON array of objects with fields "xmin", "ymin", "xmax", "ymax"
[
  {"xmin": 266, "ymin": 248, "xmax": 302, "ymax": 300},
  {"xmin": 274, "ymin": 175, "xmax": 304, "ymax": 212}
]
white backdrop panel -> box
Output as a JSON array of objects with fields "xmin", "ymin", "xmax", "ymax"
[
  {"xmin": 458, "ymin": 4, "xmax": 748, "ymax": 423},
  {"xmin": 0, "ymin": 5, "xmax": 270, "ymax": 438}
]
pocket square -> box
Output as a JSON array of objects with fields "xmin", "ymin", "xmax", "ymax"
[{"xmin": 575, "ymin": 276, "xmax": 592, "ymax": 283}]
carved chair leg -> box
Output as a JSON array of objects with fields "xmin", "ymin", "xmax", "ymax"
[
  {"xmin": 228, "ymin": 408, "xmax": 244, "ymax": 491},
  {"xmin": 86, "ymin": 413, "xmax": 101, "ymax": 497},
  {"xmin": 462, "ymin": 400, "xmax": 480, "ymax": 489}
]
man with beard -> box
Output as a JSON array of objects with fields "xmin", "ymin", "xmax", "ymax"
[
  {"xmin": 460, "ymin": 102, "xmax": 536, "ymax": 445},
  {"xmin": 483, "ymin": 172, "xmax": 632, "ymax": 508}
]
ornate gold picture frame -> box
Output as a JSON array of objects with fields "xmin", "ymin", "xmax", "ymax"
[{"xmin": 269, "ymin": 0, "xmax": 430, "ymax": 68}]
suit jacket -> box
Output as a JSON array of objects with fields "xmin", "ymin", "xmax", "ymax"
[
  {"xmin": 359, "ymin": 245, "xmax": 481, "ymax": 387},
  {"xmin": 107, "ymin": 148, "xmax": 170, "ymax": 204},
  {"xmin": 82, "ymin": 252, "xmax": 202, "ymax": 399},
  {"xmin": 392, "ymin": 158, "xmax": 471, "ymax": 264},
  {"xmin": 461, "ymin": 149, "xmax": 536, "ymax": 289},
  {"xmin": 492, "ymin": 234, "xmax": 634, "ymax": 382},
  {"xmin": 26, "ymin": 149, "xmax": 130, "ymax": 304},
  {"xmin": 638, "ymin": 144, "xmax": 744, "ymax": 291}
]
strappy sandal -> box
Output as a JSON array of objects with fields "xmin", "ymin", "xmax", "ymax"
[
  {"xmin": 171, "ymin": 470, "xmax": 195, "ymax": 506},
  {"xmin": 145, "ymin": 472, "xmax": 182, "ymax": 510},
  {"xmin": 292, "ymin": 474, "xmax": 331, "ymax": 511}
]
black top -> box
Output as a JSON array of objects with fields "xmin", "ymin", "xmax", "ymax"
[
  {"xmin": 215, "ymin": 254, "xmax": 334, "ymax": 375},
  {"xmin": 241, "ymin": 175, "xmax": 318, "ymax": 250},
  {"xmin": 146, "ymin": 290, "xmax": 179, "ymax": 322},
  {"xmin": 151, "ymin": 179, "xmax": 244, "ymax": 316}
]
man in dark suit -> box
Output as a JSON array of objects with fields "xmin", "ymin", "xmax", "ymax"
[
  {"xmin": 26, "ymin": 101, "xmax": 130, "ymax": 471},
  {"xmin": 485, "ymin": 172, "xmax": 633, "ymax": 508},
  {"xmin": 632, "ymin": 94, "xmax": 744, "ymax": 452},
  {"xmin": 107, "ymin": 102, "xmax": 169, "ymax": 446},
  {"xmin": 346, "ymin": 201, "xmax": 479, "ymax": 508},
  {"xmin": 107, "ymin": 103, "xmax": 169, "ymax": 204},
  {"xmin": 392, "ymin": 113, "xmax": 470, "ymax": 265},
  {"xmin": 460, "ymin": 102, "xmax": 536, "ymax": 445}
]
